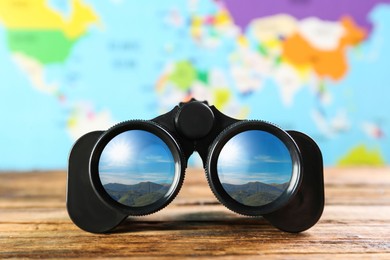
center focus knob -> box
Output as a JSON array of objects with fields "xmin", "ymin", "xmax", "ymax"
[{"xmin": 174, "ymin": 101, "xmax": 215, "ymax": 140}]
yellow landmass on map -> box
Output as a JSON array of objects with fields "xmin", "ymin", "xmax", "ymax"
[
  {"xmin": 0, "ymin": 0, "xmax": 98, "ymax": 39},
  {"xmin": 338, "ymin": 144, "xmax": 385, "ymax": 166}
]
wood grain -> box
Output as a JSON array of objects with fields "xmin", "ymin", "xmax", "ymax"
[{"xmin": 1, "ymin": 168, "xmax": 390, "ymax": 259}]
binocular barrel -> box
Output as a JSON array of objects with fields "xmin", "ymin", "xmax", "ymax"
[{"xmin": 67, "ymin": 99, "xmax": 324, "ymax": 233}]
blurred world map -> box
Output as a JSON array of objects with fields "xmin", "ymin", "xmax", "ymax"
[{"xmin": 0, "ymin": 0, "xmax": 389, "ymax": 169}]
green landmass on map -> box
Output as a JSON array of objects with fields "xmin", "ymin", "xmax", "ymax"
[
  {"xmin": 197, "ymin": 70, "xmax": 209, "ymax": 84},
  {"xmin": 7, "ymin": 30, "xmax": 76, "ymax": 64},
  {"xmin": 168, "ymin": 60, "xmax": 197, "ymax": 91}
]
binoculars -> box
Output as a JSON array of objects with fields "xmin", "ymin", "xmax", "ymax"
[{"xmin": 67, "ymin": 99, "xmax": 324, "ymax": 233}]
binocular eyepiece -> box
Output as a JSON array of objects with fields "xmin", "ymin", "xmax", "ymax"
[{"xmin": 67, "ymin": 99, "xmax": 324, "ymax": 233}]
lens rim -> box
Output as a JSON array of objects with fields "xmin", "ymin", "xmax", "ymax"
[
  {"xmin": 206, "ymin": 120, "xmax": 302, "ymax": 216},
  {"xmin": 89, "ymin": 120, "xmax": 185, "ymax": 216}
]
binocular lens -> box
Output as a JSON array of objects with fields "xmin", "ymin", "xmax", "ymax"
[
  {"xmin": 217, "ymin": 130, "xmax": 293, "ymax": 207},
  {"xmin": 98, "ymin": 130, "xmax": 176, "ymax": 207}
]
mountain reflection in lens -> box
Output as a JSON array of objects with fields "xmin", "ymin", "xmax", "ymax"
[
  {"xmin": 217, "ymin": 130, "xmax": 293, "ymax": 207},
  {"xmin": 98, "ymin": 130, "xmax": 175, "ymax": 207}
]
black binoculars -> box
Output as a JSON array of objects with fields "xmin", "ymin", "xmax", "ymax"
[{"xmin": 67, "ymin": 99, "xmax": 324, "ymax": 233}]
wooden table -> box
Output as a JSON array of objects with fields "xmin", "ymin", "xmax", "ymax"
[{"xmin": 1, "ymin": 168, "xmax": 390, "ymax": 259}]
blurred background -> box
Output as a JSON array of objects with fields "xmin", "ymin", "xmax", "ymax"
[{"xmin": 0, "ymin": 0, "xmax": 389, "ymax": 170}]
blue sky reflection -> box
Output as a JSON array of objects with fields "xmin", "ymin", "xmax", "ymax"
[
  {"xmin": 98, "ymin": 130, "xmax": 175, "ymax": 185},
  {"xmin": 217, "ymin": 130, "xmax": 293, "ymax": 185}
]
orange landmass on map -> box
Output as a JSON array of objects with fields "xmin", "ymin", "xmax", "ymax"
[{"xmin": 282, "ymin": 16, "xmax": 366, "ymax": 80}]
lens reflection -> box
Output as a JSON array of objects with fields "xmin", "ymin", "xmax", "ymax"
[
  {"xmin": 217, "ymin": 130, "xmax": 293, "ymax": 207},
  {"xmin": 98, "ymin": 130, "xmax": 175, "ymax": 207}
]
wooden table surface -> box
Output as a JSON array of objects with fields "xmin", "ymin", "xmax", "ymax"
[{"xmin": 1, "ymin": 167, "xmax": 390, "ymax": 259}]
